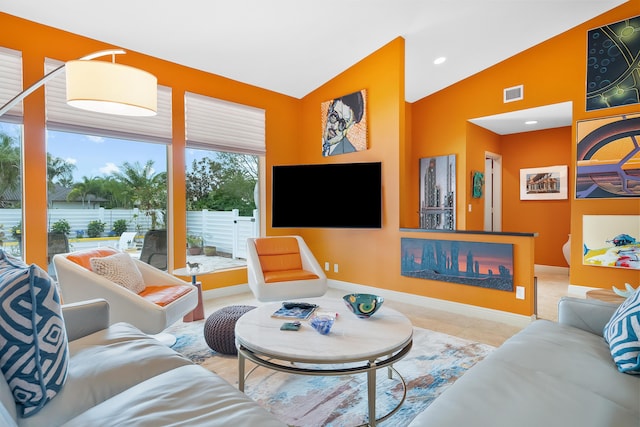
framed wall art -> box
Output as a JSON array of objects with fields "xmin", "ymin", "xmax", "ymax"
[
  {"xmin": 419, "ymin": 155, "xmax": 456, "ymax": 230},
  {"xmin": 583, "ymin": 215, "xmax": 639, "ymax": 270},
  {"xmin": 401, "ymin": 237, "xmax": 514, "ymax": 291},
  {"xmin": 576, "ymin": 113, "xmax": 640, "ymax": 199},
  {"xmin": 321, "ymin": 89, "xmax": 367, "ymax": 156},
  {"xmin": 519, "ymin": 165, "xmax": 568, "ymax": 200},
  {"xmin": 586, "ymin": 15, "xmax": 640, "ymax": 111}
]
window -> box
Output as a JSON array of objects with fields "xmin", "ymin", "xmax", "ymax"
[{"xmin": 184, "ymin": 93, "xmax": 265, "ymax": 268}]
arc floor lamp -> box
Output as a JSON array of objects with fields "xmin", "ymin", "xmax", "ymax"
[{"xmin": 0, "ymin": 49, "xmax": 157, "ymax": 118}]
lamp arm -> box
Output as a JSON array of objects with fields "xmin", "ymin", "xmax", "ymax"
[{"xmin": 0, "ymin": 49, "xmax": 126, "ymax": 118}]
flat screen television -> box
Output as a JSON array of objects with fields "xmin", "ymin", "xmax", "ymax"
[{"xmin": 272, "ymin": 162, "xmax": 382, "ymax": 228}]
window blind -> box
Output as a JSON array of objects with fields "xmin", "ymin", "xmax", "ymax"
[
  {"xmin": 185, "ymin": 91, "xmax": 265, "ymax": 155},
  {"xmin": 0, "ymin": 47, "xmax": 24, "ymax": 123},
  {"xmin": 44, "ymin": 58, "xmax": 172, "ymax": 144}
]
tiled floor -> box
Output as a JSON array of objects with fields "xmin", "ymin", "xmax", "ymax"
[{"xmin": 202, "ymin": 264, "xmax": 571, "ymax": 347}]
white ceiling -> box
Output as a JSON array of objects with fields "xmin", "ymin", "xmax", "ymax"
[
  {"xmin": 0, "ymin": 0, "xmax": 625, "ymax": 105},
  {"xmin": 470, "ymin": 101, "xmax": 573, "ymax": 135}
]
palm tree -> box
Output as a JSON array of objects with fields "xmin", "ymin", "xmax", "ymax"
[
  {"xmin": 0, "ymin": 132, "xmax": 21, "ymax": 206},
  {"xmin": 67, "ymin": 176, "xmax": 102, "ymax": 207},
  {"xmin": 114, "ymin": 160, "xmax": 167, "ymax": 229},
  {"xmin": 47, "ymin": 153, "xmax": 76, "ymax": 191}
]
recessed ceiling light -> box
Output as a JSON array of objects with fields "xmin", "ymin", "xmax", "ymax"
[
  {"xmin": 525, "ymin": 120, "xmax": 538, "ymax": 125},
  {"xmin": 433, "ymin": 57, "xmax": 446, "ymax": 65}
]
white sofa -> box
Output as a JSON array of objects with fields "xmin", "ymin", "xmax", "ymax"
[
  {"xmin": 408, "ymin": 297, "xmax": 640, "ymax": 427},
  {"xmin": 0, "ymin": 299, "xmax": 286, "ymax": 427}
]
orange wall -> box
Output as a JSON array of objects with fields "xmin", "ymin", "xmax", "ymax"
[
  {"xmin": 0, "ymin": 12, "xmax": 299, "ymax": 290},
  {"xmin": 411, "ymin": 0, "xmax": 640, "ymax": 289},
  {"xmin": 502, "ymin": 127, "xmax": 572, "ymax": 267},
  {"xmin": 267, "ymin": 37, "xmax": 406, "ymax": 291}
]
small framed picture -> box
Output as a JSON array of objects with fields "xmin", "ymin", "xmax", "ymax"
[{"xmin": 519, "ymin": 165, "xmax": 568, "ymax": 200}]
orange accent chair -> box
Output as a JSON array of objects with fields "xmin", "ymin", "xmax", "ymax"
[
  {"xmin": 53, "ymin": 248, "xmax": 197, "ymax": 337},
  {"xmin": 246, "ymin": 236, "xmax": 327, "ymax": 302}
]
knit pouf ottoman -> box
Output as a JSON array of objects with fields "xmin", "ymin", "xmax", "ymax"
[{"xmin": 204, "ymin": 305, "xmax": 256, "ymax": 355}]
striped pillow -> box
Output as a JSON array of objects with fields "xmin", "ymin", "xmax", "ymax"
[
  {"xmin": 603, "ymin": 286, "xmax": 640, "ymax": 374},
  {"xmin": 0, "ymin": 250, "xmax": 69, "ymax": 417}
]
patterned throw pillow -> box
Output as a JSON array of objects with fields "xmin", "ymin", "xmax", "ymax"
[
  {"xmin": 0, "ymin": 250, "xmax": 69, "ymax": 417},
  {"xmin": 604, "ymin": 287, "xmax": 640, "ymax": 374},
  {"xmin": 89, "ymin": 252, "xmax": 146, "ymax": 294}
]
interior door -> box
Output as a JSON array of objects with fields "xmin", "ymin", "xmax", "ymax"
[{"xmin": 484, "ymin": 153, "xmax": 502, "ymax": 232}]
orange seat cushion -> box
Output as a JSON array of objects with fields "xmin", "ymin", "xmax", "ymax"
[
  {"xmin": 138, "ymin": 285, "xmax": 193, "ymax": 307},
  {"xmin": 263, "ymin": 269, "xmax": 320, "ymax": 284},
  {"xmin": 255, "ymin": 237, "xmax": 302, "ymax": 272},
  {"xmin": 66, "ymin": 247, "xmax": 119, "ymax": 270}
]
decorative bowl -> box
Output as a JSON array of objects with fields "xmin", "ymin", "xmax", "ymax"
[{"xmin": 342, "ymin": 293, "xmax": 384, "ymax": 318}]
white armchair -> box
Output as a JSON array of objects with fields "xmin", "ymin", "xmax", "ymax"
[
  {"xmin": 53, "ymin": 248, "xmax": 198, "ymax": 336},
  {"xmin": 246, "ymin": 235, "xmax": 327, "ymax": 302}
]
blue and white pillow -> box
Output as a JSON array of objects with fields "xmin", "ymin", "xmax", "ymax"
[
  {"xmin": 603, "ymin": 286, "xmax": 640, "ymax": 374},
  {"xmin": 0, "ymin": 250, "xmax": 69, "ymax": 417}
]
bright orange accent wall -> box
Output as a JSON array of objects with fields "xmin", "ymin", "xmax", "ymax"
[
  {"xmin": 502, "ymin": 127, "xmax": 572, "ymax": 267},
  {"xmin": 410, "ymin": 0, "xmax": 640, "ymax": 288},
  {"xmin": 0, "ymin": 12, "xmax": 298, "ymax": 290}
]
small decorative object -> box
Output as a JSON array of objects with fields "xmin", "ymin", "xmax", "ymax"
[
  {"xmin": 612, "ymin": 283, "xmax": 638, "ymax": 298},
  {"xmin": 343, "ymin": 293, "xmax": 384, "ymax": 318},
  {"xmin": 472, "ymin": 171, "xmax": 484, "ymax": 198},
  {"xmin": 203, "ymin": 245, "xmax": 217, "ymax": 256},
  {"xmin": 309, "ymin": 314, "xmax": 334, "ymax": 335},
  {"xmin": 186, "ymin": 234, "xmax": 203, "ymax": 255}
]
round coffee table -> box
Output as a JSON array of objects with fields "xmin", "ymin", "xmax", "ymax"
[{"xmin": 235, "ymin": 297, "xmax": 413, "ymax": 426}]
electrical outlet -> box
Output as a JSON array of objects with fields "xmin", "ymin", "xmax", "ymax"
[
  {"xmin": 333, "ymin": 263, "xmax": 339, "ymax": 273},
  {"xmin": 324, "ymin": 262, "xmax": 330, "ymax": 271},
  {"xmin": 516, "ymin": 286, "xmax": 525, "ymax": 300},
  {"xmin": 468, "ymin": 204, "xmax": 472, "ymax": 212}
]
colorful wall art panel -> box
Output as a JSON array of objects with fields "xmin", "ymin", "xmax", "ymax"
[
  {"xmin": 321, "ymin": 89, "xmax": 367, "ymax": 156},
  {"xmin": 587, "ymin": 15, "xmax": 640, "ymax": 111},
  {"xmin": 576, "ymin": 113, "xmax": 640, "ymax": 199},
  {"xmin": 401, "ymin": 237, "xmax": 514, "ymax": 291},
  {"xmin": 419, "ymin": 155, "xmax": 456, "ymax": 230},
  {"xmin": 583, "ymin": 215, "xmax": 640, "ymax": 270}
]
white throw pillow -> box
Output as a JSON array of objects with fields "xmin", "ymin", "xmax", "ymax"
[{"xmin": 90, "ymin": 252, "xmax": 146, "ymax": 294}]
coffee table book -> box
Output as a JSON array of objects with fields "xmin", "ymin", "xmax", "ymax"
[{"xmin": 271, "ymin": 305, "xmax": 317, "ymax": 320}]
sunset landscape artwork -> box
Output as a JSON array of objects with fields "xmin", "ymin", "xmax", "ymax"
[{"xmin": 401, "ymin": 237, "xmax": 514, "ymax": 291}]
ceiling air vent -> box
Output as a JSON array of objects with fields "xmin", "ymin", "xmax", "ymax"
[{"xmin": 503, "ymin": 85, "xmax": 523, "ymax": 103}]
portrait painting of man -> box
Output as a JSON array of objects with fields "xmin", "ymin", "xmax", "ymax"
[{"xmin": 321, "ymin": 89, "xmax": 367, "ymax": 156}]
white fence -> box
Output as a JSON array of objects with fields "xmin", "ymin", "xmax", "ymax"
[{"xmin": 0, "ymin": 208, "xmax": 259, "ymax": 259}]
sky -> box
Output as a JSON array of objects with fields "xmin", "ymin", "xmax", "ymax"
[{"xmin": 0, "ymin": 122, "xmax": 210, "ymax": 181}]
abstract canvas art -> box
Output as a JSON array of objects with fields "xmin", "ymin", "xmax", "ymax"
[
  {"xmin": 419, "ymin": 155, "xmax": 456, "ymax": 230},
  {"xmin": 586, "ymin": 15, "xmax": 640, "ymax": 111},
  {"xmin": 401, "ymin": 237, "xmax": 514, "ymax": 291},
  {"xmin": 321, "ymin": 89, "xmax": 367, "ymax": 156},
  {"xmin": 576, "ymin": 113, "xmax": 640, "ymax": 199}
]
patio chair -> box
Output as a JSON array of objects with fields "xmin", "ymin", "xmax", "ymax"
[
  {"xmin": 139, "ymin": 229, "xmax": 167, "ymax": 270},
  {"xmin": 246, "ymin": 235, "xmax": 327, "ymax": 302}
]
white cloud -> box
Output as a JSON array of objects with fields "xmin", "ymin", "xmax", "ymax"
[
  {"xmin": 86, "ymin": 135, "xmax": 105, "ymax": 143},
  {"xmin": 99, "ymin": 162, "xmax": 119, "ymax": 175},
  {"xmin": 65, "ymin": 157, "xmax": 77, "ymax": 165}
]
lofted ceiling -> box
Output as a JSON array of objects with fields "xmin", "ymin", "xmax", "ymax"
[{"xmin": 0, "ymin": 1, "xmax": 627, "ymax": 133}]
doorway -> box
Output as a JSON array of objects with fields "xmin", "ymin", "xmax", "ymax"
[{"xmin": 484, "ymin": 152, "xmax": 502, "ymax": 232}]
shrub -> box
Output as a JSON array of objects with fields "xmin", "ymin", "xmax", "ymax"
[
  {"xmin": 87, "ymin": 220, "xmax": 106, "ymax": 238},
  {"xmin": 112, "ymin": 219, "xmax": 128, "ymax": 236},
  {"xmin": 50, "ymin": 219, "xmax": 71, "ymax": 235}
]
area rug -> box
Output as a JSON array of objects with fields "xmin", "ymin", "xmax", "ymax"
[{"xmin": 167, "ymin": 320, "xmax": 494, "ymax": 426}]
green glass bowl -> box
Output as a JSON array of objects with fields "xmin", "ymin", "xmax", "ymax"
[{"xmin": 342, "ymin": 293, "xmax": 384, "ymax": 318}]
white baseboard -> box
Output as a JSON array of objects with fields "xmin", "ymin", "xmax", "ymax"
[
  {"xmin": 202, "ymin": 280, "xmax": 533, "ymax": 328},
  {"xmin": 328, "ymin": 279, "xmax": 533, "ymax": 328},
  {"xmin": 202, "ymin": 284, "xmax": 250, "ymax": 300}
]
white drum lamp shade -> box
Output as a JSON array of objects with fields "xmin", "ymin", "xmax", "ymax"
[{"xmin": 65, "ymin": 60, "xmax": 157, "ymax": 116}]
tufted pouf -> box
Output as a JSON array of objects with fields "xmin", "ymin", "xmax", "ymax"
[{"xmin": 204, "ymin": 305, "xmax": 256, "ymax": 355}]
